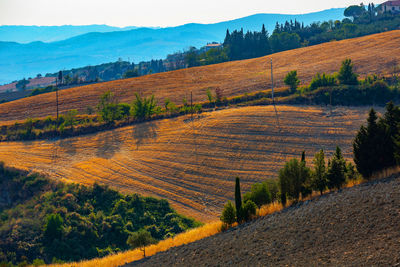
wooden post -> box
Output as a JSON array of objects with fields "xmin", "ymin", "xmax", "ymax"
[
  {"xmin": 271, "ymin": 59, "xmax": 274, "ymax": 104},
  {"xmin": 190, "ymin": 90, "xmax": 193, "ymax": 120}
]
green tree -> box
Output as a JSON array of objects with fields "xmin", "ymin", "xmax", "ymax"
[
  {"xmin": 354, "ymin": 105, "xmax": 400, "ymax": 178},
  {"xmin": 64, "ymin": 109, "xmax": 78, "ymax": 129},
  {"xmin": 131, "ymin": 93, "xmax": 157, "ymax": 120},
  {"xmin": 127, "ymin": 229, "xmax": 156, "ymax": 258},
  {"xmin": 311, "ymin": 149, "xmax": 327, "ymax": 195},
  {"xmin": 284, "ymin": 70, "xmax": 300, "ymax": 92},
  {"xmin": 234, "ymin": 177, "xmax": 242, "ymax": 223},
  {"xmin": 97, "ymin": 91, "xmax": 121, "ymax": 123},
  {"xmin": 123, "ymin": 69, "xmax": 139, "ymax": 78},
  {"xmin": 338, "ymin": 59, "xmax": 358, "ymax": 85},
  {"xmin": 279, "ymin": 157, "xmax": 311, "ymax": 205},
  {"xmin": 220, "ymin": 201, "xmax": 236, "ymax": 226},
  {"xmin": 327, "ymin": 146, "xmax": 346, "ymax": 190},
  {"xmin": 242, "ymin": 200, "xmax": 257, "ymax": 222},
  {"xmin": 44, "ymin": 214, "xmax": 63, "ymax": 243},
  {"xmin": 344, "ymin": 5, "xmax": 366, "ymax": 19},
  {"xmin": 243, "ymin": 182, "xmax": 271, "ymax": 207}
]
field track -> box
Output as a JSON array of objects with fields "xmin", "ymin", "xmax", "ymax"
[
  {"xmin": 0, "ymin": 30, "xmax": 399, "ymax": 122},
  {"xmin": 0, "ymin": 105, "xmax": 373, "ymax": 221}
]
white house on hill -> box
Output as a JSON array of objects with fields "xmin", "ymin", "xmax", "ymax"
[{"xmin": 379, "ymin": 0, "xmax": 400, "ymax": 13}]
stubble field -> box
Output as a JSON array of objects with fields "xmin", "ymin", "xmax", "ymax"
[
  {"xmin": 0, "ymin": 30, "xmax": 399, "ymax": 122},
  {"xmin": 0, "ymin": 105, "xmax": 373, "ymax": 221}
]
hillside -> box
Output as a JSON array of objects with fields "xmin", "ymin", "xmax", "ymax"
[
  {"xmin": 0, "ymin": 30, "xmax": 399, "ymax": 122},
  {"xmin": 0, "ymin": 105, "xmax": 373, "ymax": 221},
  {"xmin": 0, "ymin": 9, "xmax": 344, "ymax": 84},
  {"xmin": 125, "ymin": 173, "xmax": 400, "ymax": 266}
]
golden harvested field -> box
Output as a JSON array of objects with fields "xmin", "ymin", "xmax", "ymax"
[
  {"xmin": 0, "ymin": 30, "xmax": 399, "ymax": 122},
  {"xmin": 0, "ymin": 105, "xmax": 374, "ymax": 221}
]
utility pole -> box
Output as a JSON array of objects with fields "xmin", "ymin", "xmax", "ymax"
[
  {"xmin": 57, "ymin": 71, "xmax": 62, "ymax": 121},
  {"xmin": 190, "ymin": 90, "xmax": 193, "ymax": 120},
  {"xmin": 271, "ymin": 59, "xmax": 274, "ymax": 104}
]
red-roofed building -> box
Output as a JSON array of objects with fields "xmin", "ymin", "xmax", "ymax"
[
  {"xmin": 379, "ymin": 0, "xmax": 400, "ymax": 13},
  {"xmin": 204, "ymin": 42, "xmax": 223, "ymax": 52}
]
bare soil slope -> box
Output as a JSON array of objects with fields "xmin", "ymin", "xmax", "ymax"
[
  {"xmin": 126, "ymin": 174, "xmax": 400, "ymax": 267},
  {"xmin": 0, "ymin": 31, "xmax": 399, "ymax": 122},
  {"xmin": 0, "ymin": 105, "xmax": 371, "ymax": 221}
]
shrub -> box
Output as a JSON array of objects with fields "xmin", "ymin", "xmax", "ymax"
[
  {"xmin": 243, "ymin": 182, "xmax": 271, "ymax": 207},
  {"xmin": 242, "ymin": 200, "xmax": 257, "ymax": 222},
  {"xmin": 309, "ymin": 72, "xmax": 337, "ymax": 90},
  {"xmin": 97, "ymin": 91, "xmax": 121, "ymax": 123},
  {"xmin": 117, "ymin": 103, "xmax": 131, "ymax": 119},
  {"xmin": 284, "ymin": 70, "xmax": 300, "ymax": 92},
  {"xmin": 220, "ymin": 201, "xmax": 236, "ymax": 226},
  {"xmin": 131, "ymin": 93, "xmax": 157, "ymax": 120}
]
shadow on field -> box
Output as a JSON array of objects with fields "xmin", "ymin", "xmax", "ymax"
[
  {"xmin": 96, "ymin": 130, "xmax": 123, "ymax": 159},
  {"xmin": 132, "ymin": 121, "xmax": 158, "ymax": 150}
]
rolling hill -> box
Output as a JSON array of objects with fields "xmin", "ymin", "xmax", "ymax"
[
  {"xmin": 0, "ymin": 25, "xmax": 139, "ymax": 43},
  {"xmin": 0, "ymin": 105, "xmax": 373, "ymax": 221},
  {"xmin": 0, "ymin": 9, "xmax": 345, "ymax": 84},
  {"xmin": 0, "ymin": 30, "xmax": 398, "ymax": 123},
  {"xmin": 125, "ymin": 173, "xmax": 400, "ymax": 266}
]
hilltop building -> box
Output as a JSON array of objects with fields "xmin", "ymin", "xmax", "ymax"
[
  {"xmin": 379, "ymin": 0, "xmax": 400, "ymax": 13},
  {"xmin": 204, "ymin": 42, "xmax": 223, "ymax": 52}
]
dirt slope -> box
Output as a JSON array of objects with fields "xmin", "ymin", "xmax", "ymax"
[
  {"xmin": 0, "ymin": 105, "xmax": 372, "ymax": 221},
  {"xmin": 126, "ymin": 174, "xmax": 400, "ymax": 267},
  {"xmin": 0, "ymin": 30, "xmax": 399, "ymax": 122}
]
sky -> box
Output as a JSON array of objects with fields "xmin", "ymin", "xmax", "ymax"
[{"xmin": 0, "ymin": 0, "xmax": 386, "ymax": 27}]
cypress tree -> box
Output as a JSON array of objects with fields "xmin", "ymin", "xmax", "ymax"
[
  {"xmin": 235, "ymin": 177, "xmax": 242, "ymax": 223},
  {"xmin": 301, "ymin": 150, "xmax": 306, "ymax": 162},
  {"xmin": 327, "ymin": 146, "xmax": 346, "ymax": 190},
  {"xmin": 353, "ymin": 108, "xmax": 382, "ymax": 178}
]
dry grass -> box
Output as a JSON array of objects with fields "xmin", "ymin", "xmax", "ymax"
[
  {"xmin": 48, "ymin": 175, "xmax": 369, "ymax": 267},
  {"xmin": 0, "ymin": 105, "xmax": 375, "ymax": 221},
  {"xmin": 0, "ymin": 30, "xmax": 399, "ymax": 122},
  {"xmin": 49, "ymin": 221, "xmax": 222, "ymax": 267}
]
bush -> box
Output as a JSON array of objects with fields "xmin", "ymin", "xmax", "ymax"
[
  {"xmin": 220, "ymin": 201, "xmax": 236, "ymax": 226},
  {"xmin": 309, "ymin": 73, "xmax": 337, "ymax": 90},
  {"xmin": 242, "ymin": 200, "xmax": 257, "ymax": 222},
  {"xmin": 131, "ymin": 93, "xmax": 157, "ymax": 120},
  {"xmin": 97, "ymin": 91, "xmax": 120, "ymax": 123},
  {"xmin": 243, "ymin": 182, "xmax": 271, "ymax": 207},
  {"xmin": 284, "ymin": 70, "xmax": 300, "ymax": 92}
]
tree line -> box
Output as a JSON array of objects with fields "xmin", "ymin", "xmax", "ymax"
[{"xmin": 186, "ymin": 3, "xmax": 400, "ymax": 67}]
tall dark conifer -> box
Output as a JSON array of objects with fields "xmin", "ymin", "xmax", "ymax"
[{"xmin": 235, "ymin": 177, "xmax": 242, "ymax": 223}]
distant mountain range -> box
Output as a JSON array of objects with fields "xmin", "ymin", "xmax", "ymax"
[
  {"xmin": 0, "ymin": 8, "xmax": 344, "ymax": 85},
  {"xmin": 0, "ymin": 25, "xmax": 141, "ymax": 43}
]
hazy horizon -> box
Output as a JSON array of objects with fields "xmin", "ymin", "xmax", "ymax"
[{"xmin": 0, "ymin": 0, "xmax": 386, "ymax": 27}]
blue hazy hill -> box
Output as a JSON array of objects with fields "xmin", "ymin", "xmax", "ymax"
[
  {"xmin": 0, "ymin": 8, "xmax": 344, "ymax": 84},
  {"xmin": 0, "ymin": 25, "xmax": 140, "ymax": 43}
]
